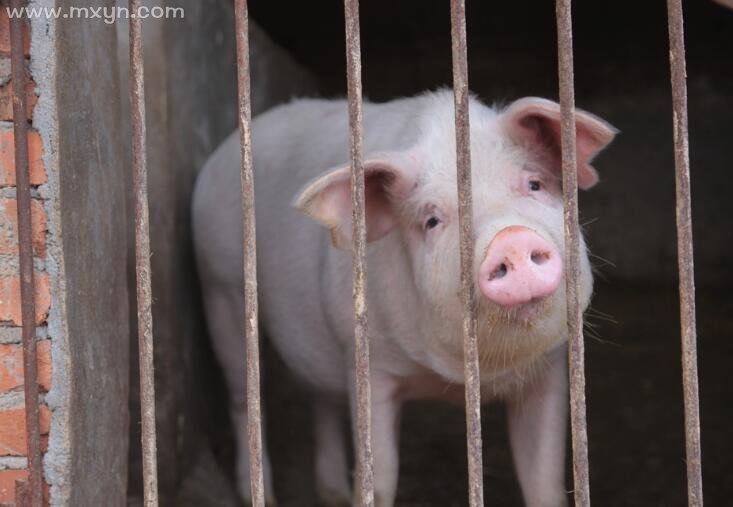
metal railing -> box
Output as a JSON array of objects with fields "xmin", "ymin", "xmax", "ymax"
[
  {"xmin": 343, "ymin": 1, "xmax": 376, "ymax": 504},
  {"xmin": 234, "ymin": 0, "xmax": 265, "ymax": 505},
  {"xmin": 5, "ymin": 0, "xmax": 704, "ymax": 505},
  {"xmin": 128, "ymin": 1, "xmax": 159, "ymax": 506},
  {"xmin": 449, "ymin": 1, "xmax": 485, "ymax": 505},
  {"xmin": 666, "ymin": 0, "xmax": 703, "ymax": 505},
  {"xmin": 554, "ymin": 0, "xmax": 592, "ymax": 504},
  {"xmin": 8, "ymin": 0, "xmax": 42, "ymax": 505}
]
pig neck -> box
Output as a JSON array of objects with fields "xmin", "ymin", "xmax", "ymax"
[{"xmin": 364, "ymin": 234, "xmax": 563, "ymax": 387}]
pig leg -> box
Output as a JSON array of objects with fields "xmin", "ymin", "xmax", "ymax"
[
  {"xmin": 507, "ymin": 345, "xmax": 569, "ymax": 507},
  {"xmin": 350, "ymin": 371, "xmax": 402, "ymax": 507},
  {"xmin": 201, "ymin": 286, "xmax": 275, "ymax": 504},
  {"xmin": 314, "ymin": 397, "xmax": 351, "ymax": 505}
]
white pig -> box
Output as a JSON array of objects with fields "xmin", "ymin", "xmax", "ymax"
[{"xmin": 192, "ymin": 89, "xmax": 616, "ymax": 506}]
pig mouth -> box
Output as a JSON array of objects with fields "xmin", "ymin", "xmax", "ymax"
[
  {"xmin": 512, "ymin": 301, "xmax": 548, "ymax": 323},
  {"xmin": 479, "ymin": 296, "xmax": 552, "ymax": 327}
]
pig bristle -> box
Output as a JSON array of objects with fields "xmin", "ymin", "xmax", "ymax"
[{"xmin": 472, "ymin": 297, "xmax": 556, "ymax": 375}]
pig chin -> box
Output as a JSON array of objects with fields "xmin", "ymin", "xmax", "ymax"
[
  {"xmin": 471, "ymin": 294, "xmax": 567, "ymax": 374},
  {"xmin": 480, "ymin": 297, "xmax": 552, "ymax": 325}
]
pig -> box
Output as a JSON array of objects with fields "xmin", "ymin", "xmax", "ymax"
[{"xmin": 191, "ymin": 89, "xmax": 616, "ymax": 506}]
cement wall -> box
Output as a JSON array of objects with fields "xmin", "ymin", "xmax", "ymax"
[{"xmin": 51, "ymin": 0, "xmax": 131, "ymax": 504}]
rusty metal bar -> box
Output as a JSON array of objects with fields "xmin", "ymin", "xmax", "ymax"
[
  {"xmin": 233, "ymin": 1, "xmax": 265, "ymax": 505},
  {"xmin": 129, "ymin": 1, "xmax": 159, "ymax": 505},
  {"xmin": 666, "ymin": 1, "xmax": 703, "ymax": 505},
  {"xmin": 554, "ymin": 0, "xmax": 591, "ymax": 505},
  {"xmin": 343, "ymin": 0, "xmax": 374, "ymax": 505},
  {"xmin": 9, "ymin": 1, "xmax": 43, "ymax": 505},
  {"xmin": 449, "ymin": 2, "xmax": 484, "ymax": 506}
]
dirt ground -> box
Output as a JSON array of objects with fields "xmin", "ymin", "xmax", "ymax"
[{"xmin": 166, "ymin": 282, "xmax": 731, "ymax": 506}]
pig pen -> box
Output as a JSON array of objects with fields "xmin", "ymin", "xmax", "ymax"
[{"xmin": 119, "ymin": 1, "xmax": 733, "ymax": 506}]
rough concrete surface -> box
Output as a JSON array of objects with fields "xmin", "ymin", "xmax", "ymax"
[
  {"xmin": 52, "ymin": 0, "xmax": 131, "ymax": 504},
  {"xmin": 28, "ymin": 0, "xmax": 67, "ymax": 505}
]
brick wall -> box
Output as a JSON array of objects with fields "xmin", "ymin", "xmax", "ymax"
[{"xmin": 0, "ymin": 9, "xmax": 50, "ymax": 506}]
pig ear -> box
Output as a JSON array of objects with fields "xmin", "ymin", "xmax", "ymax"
[
  {"xmin": 500, "ymin": 97, "xmax": 618, "ymax": 189},
  {"xmin": 293, "ymin": 156, "xmax": 416, "ymax": 250}
]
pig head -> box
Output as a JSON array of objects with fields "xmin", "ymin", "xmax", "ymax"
[{"xmin": 296, "ymin": 95, "xmax": 616, "ymax": 383}]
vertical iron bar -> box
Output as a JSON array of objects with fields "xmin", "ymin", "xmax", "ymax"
[
  {"xmin": 555, "ymin": 1, "xmax": 591, "ymax": 505},
  {"xmin": 233, "ymin": 1, "xmax": 265, "ymax": 505},
  {"xmin": 129, "ymin": 1, "xmax": 159, "ymax": 505},
  {"xmin": 449, "ymin": 2, "xmax": 484, "ymax": 506},
  {"xmin": 9, "ymin": 1, "xmax": 42, "ymax": 505},
  {"xmin": 343, "ymin": 1, "xmax": 374, "ymax": 505},
  {"xmin": 666, "ymin": 1, "xmax": 703, "ymax": 505}
]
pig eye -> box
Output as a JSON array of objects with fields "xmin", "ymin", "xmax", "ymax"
[
  {"xmin": 425, "ymin": 216, "xmax": 441, "ymax": 230},
  {"xmin": 529, "ymin": 180, "xmax": 541, "ymax": 191}
]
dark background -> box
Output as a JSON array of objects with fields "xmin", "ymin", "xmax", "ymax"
[
  {"xmin": 127, "ymin": 1, "xmax": 733, "ymax": 506},
  {"xmin": 248, "ymin": 0, "xmax": 733, "ymax": 288},
  {"xmin": 246, "ymin": 1, "xmax": 733, "ymax": 505}
]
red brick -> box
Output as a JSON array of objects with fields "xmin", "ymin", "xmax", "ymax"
[
  {"xmin": 0, "ymin": 129, "xmax": 46, "ymax": 187},
  {"xmin": 0, "ymin": 340, "xmax": 51, "ymax": 394},
  {"xmin": 0, "ymin": 273, "xmax": 50, "ymax": 326},
  {"xmin": 0, "ymin": 9, "xmax": 31, "ymax": 57},
  {"xmin": 0, "ymin": 199, "xmax": 46, "ymax": 257},
  {"xmin": 0, "ymin": 73, "xmax": 37, "ymax": 122},
  {"xmin": 0, "ymin": 469, "xmax": 27, "ymax": 504},
  {"xmin": 0, "ymin": 405, "xmax": 50, "ymax": 457},
  {"xmin": 0, "ymin": 473, "xmax": 49, "ymax": 506}
]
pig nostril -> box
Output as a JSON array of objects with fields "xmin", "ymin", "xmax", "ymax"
[
  {"xmin": 488, "ymin": 263, "xmax": 508, "ymax": 281},
  {"xmin": 530, "ymin": 250, "xmax": 550, "ymax": 265}
]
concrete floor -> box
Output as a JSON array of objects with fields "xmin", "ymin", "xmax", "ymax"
[{"xmin": 168, "ymin": 283, "xmax": 732, "ymax": 506}]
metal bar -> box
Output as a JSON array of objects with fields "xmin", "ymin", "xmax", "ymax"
[
  {"xmin": 233, "ymin": 1, "xmax": 265, "ymax": 505},
  {"xmin": 129, "ymin": 1, "xmax": 159, "ymax": 505},
  {"xmin": 343, "ymin": 1, "xmax": 374, "ymax": 505},
  {"xmin": 666, "ymin": 1, "xmax": 703, "ymax": 505},
  {"xmin": 554, "ymin": 1, "xmax": 592, "ymax": 505},
  {"xmin": 449, "ymin": 2, "xmax": 484, "ymax": 506},
  {"xmin": 9, "ymin": 1, "xmax": 43, "ymax": 505}
]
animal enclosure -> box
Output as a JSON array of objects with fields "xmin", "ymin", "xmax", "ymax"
[{"xmin": 1, "ymin": 0, "xmax": 731, "ymax": 506}]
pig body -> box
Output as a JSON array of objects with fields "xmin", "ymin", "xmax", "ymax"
[{"xmin": 192, "ymin": 90, "xmax": 615, "ymax": 506}]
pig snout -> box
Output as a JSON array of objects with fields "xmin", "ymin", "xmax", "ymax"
[{"xmin": 478, "ymin": 226, "xmax": 562, "ymax": 308}]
